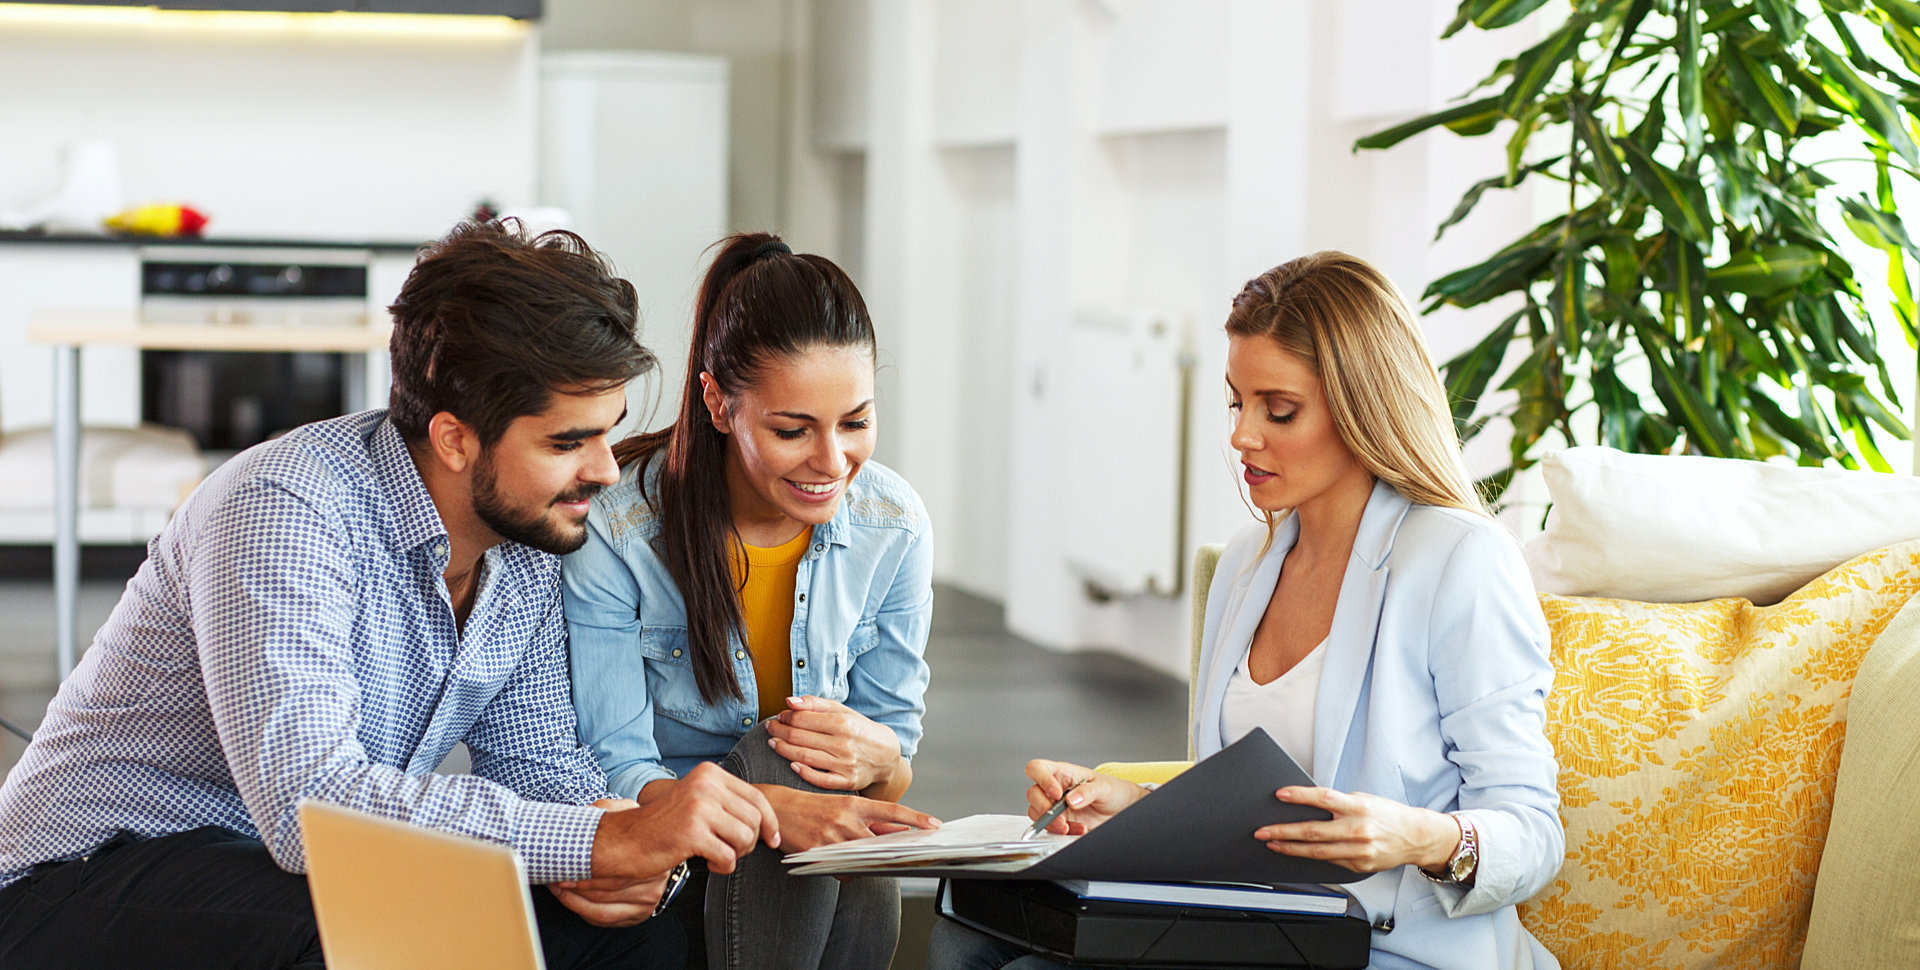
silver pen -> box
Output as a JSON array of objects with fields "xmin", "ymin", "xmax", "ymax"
[{"xmin": 1023, "ymin": 782, "xmax": 1082, "ymax": 840}]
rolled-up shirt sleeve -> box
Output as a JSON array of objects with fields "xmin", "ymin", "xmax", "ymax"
[
  {"xmin": 847, "ymin": 516, "xmax": 933, "ymax": 760},
  {"xmin": 562, "ymin": 516, "xmax": 677, "ymax": 799},
  {"xmin": 191, "ymin": 479, "xmax": 604, "ymax": 884},
  {"xmin": 1423, "ymin": 525, "xmax": 1563, "ymax": 915}
]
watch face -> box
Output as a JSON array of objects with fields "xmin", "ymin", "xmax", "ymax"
[
  {"xmin": 1448, "ymin": 827, "xmax": 1478, "ymax": 881},
  {"xmin": 1448, "ymin": 852, "xmax": 1474, "ymax": 881}
]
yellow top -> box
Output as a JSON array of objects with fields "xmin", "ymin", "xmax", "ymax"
[{"xmin": 732, "ymin": 526, "xmax": 813, "ymax": 721}]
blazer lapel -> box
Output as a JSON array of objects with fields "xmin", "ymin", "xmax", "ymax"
[
  {"xmin": 1192, "ymin": 516, "xmax": 1297, "ymax": 758},
  {"xmin": 1310, "ymin": 481, "xmax": 1412, "ymax": 785}
]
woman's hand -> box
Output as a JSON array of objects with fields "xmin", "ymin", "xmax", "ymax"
[
  {"xmin": 767, "ymin": 696, "xmax": 906, "ymax": 794},
  {"xmin": 759, "ymin": 785, "xmax": 940, "ymax": 853},
  {"xmin": 1253, "ymin": 787, "xmax": 1461, "ymax": 874},
  {"xmin": 1023, "ymin": 760, "xmax": 1150, "ymax": 836}
]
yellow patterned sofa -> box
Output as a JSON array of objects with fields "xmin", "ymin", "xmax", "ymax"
[
  {"xmin": 1520, "ymin": 541, "xmax": 1920, "ymax": 969},
  {"xmin": 1105, "ymin": 538, "xmax": 1920, "ymax": 970}
]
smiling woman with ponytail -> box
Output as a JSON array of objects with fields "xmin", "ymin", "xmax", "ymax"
[{"xmin": 562, "ymin": 232, "xmax": 937, "ymax": 970}]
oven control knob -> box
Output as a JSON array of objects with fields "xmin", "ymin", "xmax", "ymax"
[
  {"xmin": 205, "ymin": 264, "xmax": 236, "ymax": 293},
  {"xmin": 275, "ymin": 265, "xmax": 305, "ymax": 294}
]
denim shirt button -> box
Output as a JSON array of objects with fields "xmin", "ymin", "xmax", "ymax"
[
  {"xmin": 734, "ymin": 649, "xmax": 746, "ymax": 660},
  {"xmin": 797, "ymin": 593, "xmax": 806, "ymax": 603},
  {"xmin": 741, "ymin": 716, "xmax": 753, "ymax": 726},
  {"xmin": 671, "ymin": 648, "xmax": 682, "ymax": 658},
  {"xmin": 813, "ymin": 543, "xmax": 824, "ymax": 553},
  {"xmin": 796, "ymin": 658, "xmax": 806, "ymax": 669}
]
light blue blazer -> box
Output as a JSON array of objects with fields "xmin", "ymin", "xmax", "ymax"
[{"xmin": 1193, "ymin": 481, "xmax": 1563, "ymax": 970}]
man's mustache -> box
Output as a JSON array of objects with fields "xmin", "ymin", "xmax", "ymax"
[{"xmin": 554, "ymin": 482, "xmax": 605, "ymax": 505}]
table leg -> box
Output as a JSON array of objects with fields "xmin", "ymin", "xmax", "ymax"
[
  {"xmin": 341, "ymin": 352, "xmax": 363, "ymax": 413},
  {"xmin": 52, "ymin": 343, "xmax": 79, "ymax": 680}
]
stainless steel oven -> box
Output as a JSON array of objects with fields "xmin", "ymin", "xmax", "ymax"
[{"xmin": 137, "ymin": 245, "xmax": 377, "ymax": 454}]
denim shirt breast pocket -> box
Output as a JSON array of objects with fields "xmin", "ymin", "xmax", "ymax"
[
  {"xmin": 637, "ymin": 626, "xmax": 711, "ymax": 725},
  {"xmin": 816, "ymin": 616, "xmax": 879, "ymax": 702}
]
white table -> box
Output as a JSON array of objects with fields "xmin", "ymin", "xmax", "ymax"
[{"xmin": 29, "ymin": 313, "xmax": 392, "ymax": 678}]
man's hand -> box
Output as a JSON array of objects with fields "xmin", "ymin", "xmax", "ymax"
[
  {"xmin": 758, "ymin": 785, "xmax": 939, "ymax": 853},
  {"xmin": 546, "ymin": 874, "xmax": 669, "ymax": 928},
  {"xmin": 590, "ymin": 761, "xmax": 779, "ymax": 878},
  {"xmin": 767, "ymin": 696, "xmax": 905, "ymax": 794}
]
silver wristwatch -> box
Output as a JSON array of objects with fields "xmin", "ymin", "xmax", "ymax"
[{"xmin": 1423, "ymin": 814, "xmax": 1478, "ymax": 885}]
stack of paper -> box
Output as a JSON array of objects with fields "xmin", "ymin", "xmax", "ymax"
[
  {"xmin": 1054, "ymin": 878, "xmax": 1349, "ymax": 915},
  {"xmin": 784, "ymin": 814, "xmax": 1074, "ymax": 875}
]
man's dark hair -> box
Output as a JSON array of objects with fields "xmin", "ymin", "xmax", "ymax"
[{"xmin": 387, "ymin": 219, "xmax": 655, "ymax": 444}]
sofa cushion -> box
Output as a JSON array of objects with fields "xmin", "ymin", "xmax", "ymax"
[
  {"xmin": 0, "ymin": 424, "xmax": 203, "ymax": 510},
  {"xmin": 1524, "ymin": 446, "xmax": 1920, "ymax": 605},
  {"xmin": 1799, "ymin": 588, "xmax": 1920, "ymax": 968},
  {"xmin": 1517, "ymin": 540, "xmax": 1920, "ymax": 969}
]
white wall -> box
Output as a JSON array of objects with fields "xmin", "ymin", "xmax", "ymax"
[
  {"xmin": 785, "ymin": 0, "xmax": 1541, "ymax": 676},
  {"xmin": 542, "ymin": 0, "xmax": 791, "ymax": 234},
  {"xmin": 0, "ymin": 11, "xmax": 539, "ymax": 242},
  {"xmin": 0, "ymin": 1, "xmax": 1545, "ymax": 677}
]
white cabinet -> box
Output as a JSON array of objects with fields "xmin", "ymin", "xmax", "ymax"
[
  {"xmin": 0, "ymin": 245, "xmax": 141, "ymax": 433},
  {"xmin": 539, "ymin": 52, "xmax": 730, "ymax": 434}
]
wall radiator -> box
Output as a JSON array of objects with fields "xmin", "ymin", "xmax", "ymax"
[{"xmin": 1062, "ymin": 306, "xmax": 1192, "ymax": 598}]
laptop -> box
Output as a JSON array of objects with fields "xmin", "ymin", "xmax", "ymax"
[{"xmin": 298, "ymin": 799, "xmax": 546, "ymax": 970}]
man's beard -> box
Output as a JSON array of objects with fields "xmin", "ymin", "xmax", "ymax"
[{"xmin": 470, "ymin": 451, "xmax": 602, "ymax": 555}]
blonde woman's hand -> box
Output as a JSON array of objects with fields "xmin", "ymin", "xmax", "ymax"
[
  {"xmin": 1022, "ymin": 760, "xmax": 1149, "ymax": 836},
  {"xmin": 1252, "ymin": 787, "xmax": 1461, "ymax": 874},
  {"xmin": 767, "ymin": 696, "xmax": 905, "ymax": 794}
]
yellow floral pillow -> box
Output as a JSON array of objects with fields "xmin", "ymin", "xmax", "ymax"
[{"xmin": 1518, "ymin": 541, "xmax": 1920, "ymax": 969}]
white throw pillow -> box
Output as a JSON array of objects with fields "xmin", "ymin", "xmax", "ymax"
[{"xmin": 1523, "ymin": 446, "xmax": 1920, "ymax": 604}]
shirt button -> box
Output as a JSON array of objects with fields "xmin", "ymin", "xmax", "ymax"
[
  {"xmin": 796, "ymin": 659, "xmax": 806, "ymax": 669},
  {"xmin": 671, "ymin": 648, "xmax": 682, "ymax": 658},
  {"xmin": 742, "ymin": 716, "xmax": 753, "ymax": 726},
  {"xmin": 814, "ymin": 543, "xmax": 824, "ymax": 552},
  {"xmin": 797, "ymin": 593, "xmax": 806, "ymax": 603},
  {"xmin": 735, "ymin": 649, "xmax": 747, "ymax": 660},
  {"xmin": 432, "ymin": 542, "xmax": 447, "ymax": 557}
]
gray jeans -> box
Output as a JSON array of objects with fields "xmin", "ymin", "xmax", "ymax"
[{"xmin": 709, "ymin": 720, "xmax": 901, "ymax": 970}]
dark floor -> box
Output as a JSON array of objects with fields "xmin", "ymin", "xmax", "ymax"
[{"xmin": 0, "ymin": 554, "xmax": 1189, "ymax": 969}]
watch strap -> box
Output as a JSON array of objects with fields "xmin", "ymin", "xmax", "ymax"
[{"xmin": 1422, "ymin": 813, "xmax": 1478, "ymax": 885}]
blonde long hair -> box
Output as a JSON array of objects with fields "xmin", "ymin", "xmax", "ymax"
[{"xmin": 1225, "ymin": 251, "xmax": 1485, "ymax": 521}]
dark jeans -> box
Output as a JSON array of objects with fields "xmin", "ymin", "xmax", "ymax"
[
  {"xmin": 694, "ymin": 721, "xmax": 901, "ymax": 970},
  {"xmin": 0, "ymin": 825, "xmax": 682, "ymax": 970}
]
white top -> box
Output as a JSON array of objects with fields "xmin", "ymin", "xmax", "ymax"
[{"xmin": 1219, "ymin": 638, "xmax": 1326, "ymax": 780}]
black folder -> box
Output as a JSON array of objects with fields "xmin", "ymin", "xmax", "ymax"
[
  {"xmin": 877, "ymin": 729, "xmax": 1365, "ymax": 886},
  {"xmin": 937, "ymin": 878, "xmax": 1372, "ymax": 968}
]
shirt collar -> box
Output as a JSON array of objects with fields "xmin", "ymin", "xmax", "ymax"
[
  {"xmin": 814, "ymin": 502, "xmax": 850, "ymax": 548},
  {"xmin": 368, "ymin": 417, "xmax": 452, "ymax": 554}
]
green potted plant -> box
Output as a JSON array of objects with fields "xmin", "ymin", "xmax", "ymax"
[{"xmin": 1358, "ymin": 0, "xmax": 1920, "ymax": 499}]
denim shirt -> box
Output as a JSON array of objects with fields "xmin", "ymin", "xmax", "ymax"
[{"xmin": 561, "ymin": 454, "xmax": 934, "ymax": 798}]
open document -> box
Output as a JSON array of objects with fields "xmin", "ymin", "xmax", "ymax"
[
  {"xmin": 786, "ymin": 814, "xmax": 1074, "ymax": 874},
  {"xmin": 781, "ymin": 729, "xmax": 1366, "ymax": 885}
]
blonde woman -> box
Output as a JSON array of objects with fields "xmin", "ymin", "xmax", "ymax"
[{"xmin": 930, "ymin": 252, "xmax": 1563, "ymax": 970}]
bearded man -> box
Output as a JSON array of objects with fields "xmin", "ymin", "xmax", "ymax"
[{"xmin": 0, "ymin": 221, "xmax": 778, "ymax": 969}]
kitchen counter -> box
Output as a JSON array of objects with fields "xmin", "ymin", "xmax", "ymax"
[{"xmin": 0, "ymin": 230, "xmax": 424, "ymax": 253}]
